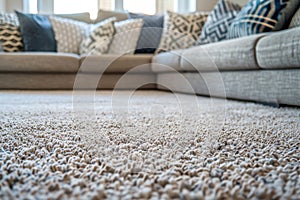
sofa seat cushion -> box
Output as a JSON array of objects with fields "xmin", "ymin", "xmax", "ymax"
[
  {"xmin": 80, "ymin": 54, "xmax": 153, "ymax": 73},
  {"xmin": 181, "ymin": 34, "xmax": 265, "ymax": 72},
  {"xmin": 0, "ymin": 52, "xmax": 80, "ymax": 73},
  {"xmin": 256, "ymin": 27, "xmax": 300, "ymax": 69},
  {"xmin": 151, "ymin": 49, "xmax": 184, "ymax": 72}
]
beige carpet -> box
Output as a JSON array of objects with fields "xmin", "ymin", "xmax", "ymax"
[{"xmin": 0, "ymin": 90, "xmax": 299, "ymax": 199}]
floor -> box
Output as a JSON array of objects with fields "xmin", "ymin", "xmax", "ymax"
[{"xmin": 0, "ymin": 90, "xmax": 299, "ymax": 199}]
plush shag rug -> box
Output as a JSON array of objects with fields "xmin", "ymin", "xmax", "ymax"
[{"xmin": 0, "ymin": 91, "xmax": 299, "ymax": 200}]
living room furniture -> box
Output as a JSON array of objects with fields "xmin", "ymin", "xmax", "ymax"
[
  {"xmin": 0, "ymin": 4, "xmax": 299, "ymax": 107},
  {"xmin": 1, "ymin": 25, "xmax": 299, "ymax": 107}
]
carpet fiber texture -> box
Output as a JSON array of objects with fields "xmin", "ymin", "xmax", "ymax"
[{"xmin": 0, "ymin": 91, "xmax": 299, "ymax": 199}]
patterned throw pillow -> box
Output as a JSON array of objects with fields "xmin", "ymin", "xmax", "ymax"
[
  {"xmin": 49, "ymin": 16, "xmax": 89, "ymax": 54},
  {"xmin": 156, "ymin": 11, "xmax": 208, "ymax": 54},
  {"xmin": 196, "ymin": 0, "xmax": 241, "ymax": 45},
  {"xmin": 80, "ymin": 18, "xmax": 116, "ymax": 55},
  {"xmin": 289, "ymin": 7, "xmax": 300, "ymax": 28},
  {"xmin": 227, "ymin": 0, "xmax": 300, "ymax": 39},
  {"xmin": 0, "ymin": 13, "xmax": 23, "ymax": 52},
  {"xmin": 0, "ymin": 13, "xmax": 19, "ymax": 25},
  {"xmin": 108, "ymin": 19, "xmax": 143, "ymax": 55}
]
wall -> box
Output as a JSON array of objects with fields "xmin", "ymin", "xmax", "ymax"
[
  {"xmin": 196, "ymin": 0, "xmax": 248, "ymax": 11},
  {"xmin": 0, "ymin": 0, "xmax": 23, "ymax": 12},
  {"xmin": 196, "ymin": 0, "xmax": 217, "ymax": 11},
  {"xmin": 0, "ymin": 0, "xmax": 5, "ymax": 12}
]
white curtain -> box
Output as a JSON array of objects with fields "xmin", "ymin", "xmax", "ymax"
[
  {"xmin": 37, "ymin": 0, "xmax": 53, "ymax": 14},
  {"xmin": 156, "ymin": 0, "xmax": 175, "ymax": 14},
  {"xmin": 98, "ymin": 0, "xmax": 114, "ymax": 10}
]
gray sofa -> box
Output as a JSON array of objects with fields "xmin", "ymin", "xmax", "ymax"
[
  {"xmin": 153, "ymin": 27, "xmax": 300, "ymax": 106},
  {"xmin": 0, "ymin": 26, "xmax": 299, "ymax": 106}
]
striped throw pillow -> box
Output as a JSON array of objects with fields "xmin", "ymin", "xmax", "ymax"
[
  {"xmin": 0, "ymin": 13, "xmax": 23, "ymax": 52},
  {"xmin": 227, "ymin": 0, "xmax": 300, "ymax": 39}
]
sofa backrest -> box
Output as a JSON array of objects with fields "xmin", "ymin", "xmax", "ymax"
[{"xmin": 289, "ymin": 6, "xmax": 300, "ymax": 28}]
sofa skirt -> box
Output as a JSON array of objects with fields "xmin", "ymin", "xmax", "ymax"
[
  {"xmin": 0, "ymin": 73, "xmax": 156, "ymax": 90},
  {"xmin": 157, "ymin": 70, "xmax": 300, "ymax": 106}
]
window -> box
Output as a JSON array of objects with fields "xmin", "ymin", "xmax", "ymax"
[
  {"xmin": 24, "ymin": 0, "xmax": 197, "ymax": 17},
  {"xmin": 123, "ymin": 0, "xmax": 156, "ymax": 15},
  {"xmin": 25, "ymin": 0, "xmax": 38, "ymax": 14},
  {"xmin": 176, "ymin": 0, "xmax": 197, "ymax": 13},
  {"xmin": 53, "ymin": 0, "xmax": 98, "ymax": 19},
  {"xmin": 99, "ymin": 0, "xmax": 115, "ymax": 11},
  {"xmin": 29, "ymin": 0, "xmax": 38, "ymax": 13}
]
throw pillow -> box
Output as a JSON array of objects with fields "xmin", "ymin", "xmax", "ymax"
[
  {"xmin": 0, "ymin": 13, "xmax": 23, "ymax": 52},
  {"xmin": 128, "ymin": 12, "xmax": 164, "ymax": 54},
  {"xmin": 156, "ymin": 11, "xmax": 208, "ymax": 54},
  {"xmin": 0, "ymin": 12, "xmax": 19, "ymax": 25},
  {"xmin": 289, "ymin": 6, "xmax": 300, "ymax": 28},
  {"xmin": 55, "ymin": 12, "xmax": 91, "ymax": 23},
  {"xmin": 108, "ymin": 19, "xmax": 143, "ymax": 55},
  {"xmin": 227, "ymin": 0, "xmax": 300, "ymax": 39},
  {"xmin": 80, "ymin": 18, "xmax": 116, "ymax": 55},
  {"xmin": 49, "ymin": 16, "xmax": 89, "ymax": 54},
  {"xmin": 195, "ymin": 0, "xmax": 241, "ymax": 45},
  {"xmin": 15, "ymin": 11, "xmax": 56, "ymax": 52},
  {"xmin": 273, "ymin": 0, "xmax": 300, "ymax": 30},
  {"xmin": 94, "ymin": 9, "xmax": 128, "ymax": 23}
]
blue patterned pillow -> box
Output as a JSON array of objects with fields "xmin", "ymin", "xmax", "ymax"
[
  {"xmin": 128, "ymin": 12, "xmax": 164, "ymax": 54},
  {"xmin": 227, "ymin": 0, "xmax": 300, "ymax": 39},
  {"xmin": 196, "ymin": 0, "xmax": 241, "ymax": 45}
]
